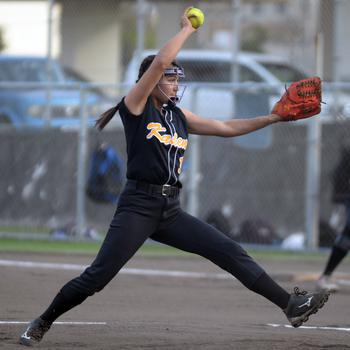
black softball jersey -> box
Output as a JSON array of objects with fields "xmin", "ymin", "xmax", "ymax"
[{"xmin": 119, "ymin": 97, "xmax": 188, "ymax": 187}]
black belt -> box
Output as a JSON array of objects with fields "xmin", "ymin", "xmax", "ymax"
[{"xmin": 126, "ymin": 180, "xmax": 180, "ymax": 198}]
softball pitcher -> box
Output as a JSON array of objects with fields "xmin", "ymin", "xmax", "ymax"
[{"xmin": 19, "ymin": 8, "xmax": 328, "ymax": 347}]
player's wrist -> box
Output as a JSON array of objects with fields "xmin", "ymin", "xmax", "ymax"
[
  {"xmin": 181, "ymin": 25, "xmax": 196, "ymax": 35},
  {"xmin": 269, "ymin": 114, "xmax": 283, "ymax": 123}
]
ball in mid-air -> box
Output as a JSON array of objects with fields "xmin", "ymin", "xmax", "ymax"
[{"xmin": 186, "ymin": 7, "xmax": 205, "ymax": 29}]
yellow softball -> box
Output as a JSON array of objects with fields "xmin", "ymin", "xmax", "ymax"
[{"xmin": 186, "ymin": 7, "xmax": 205, "ymax": 29}]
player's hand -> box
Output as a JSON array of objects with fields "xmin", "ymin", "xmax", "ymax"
[{"xmin": 180, "ymin": 8, "xmax": 196, "ymax": 32}]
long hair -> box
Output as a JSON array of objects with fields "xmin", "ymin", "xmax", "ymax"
[{"xmin": 95, "ymin": 55, "xmax": 181, "ymax": 130}]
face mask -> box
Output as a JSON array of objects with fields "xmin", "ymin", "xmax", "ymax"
[{"xmin": 158, "ymin": 66, "xmax": 186, "ymax": 107}]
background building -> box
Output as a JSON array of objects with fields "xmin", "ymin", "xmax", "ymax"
[{"xmin": 1, "ymin": 0, "xmax": 349, "ymax": 82}]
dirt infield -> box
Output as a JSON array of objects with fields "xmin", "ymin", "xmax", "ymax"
[{"xmin": 1, "ymin": 251, "xmax": 349, "ymax": 350}]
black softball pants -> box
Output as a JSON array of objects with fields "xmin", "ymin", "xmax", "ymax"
[{"xmin": 55, "ymin": 183, "xmax": 265, "ymax": 316}]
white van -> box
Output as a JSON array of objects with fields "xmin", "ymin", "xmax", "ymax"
[
  {"xmin": 124, "ymin": 49, "xmax": 311, "ymax": 148},
  {"xmin": 124, "ymin": 49, "xmax": 350, "ymax": 148},
  {"xmin": 123, "ymin": 49, "xmax": 306, "ymax": 120}
]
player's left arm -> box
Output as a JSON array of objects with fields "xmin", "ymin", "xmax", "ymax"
[
  {"xmin": 182, "ymin": 108, "xmax": 282, "ymax": 137},
  {"xmin": 182, "ymin": 76, "xmax": 322, "ymax": 137}
]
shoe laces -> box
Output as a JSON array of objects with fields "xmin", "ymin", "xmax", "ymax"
[{"xmin": 293, "ymin": 287, "xmax": 307, "ymax": 296}]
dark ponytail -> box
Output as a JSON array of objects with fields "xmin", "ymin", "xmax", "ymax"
[
  {"xmin": 136, "ymin": 55, "xmax": 156, "ymax": 82},
  {"xmin": 95, "ymin": 102, "xmax": 121, "ymax": 131},
  {"xmin": 95, "ymin": 54, "xmax": 180, "ymax": 130}
]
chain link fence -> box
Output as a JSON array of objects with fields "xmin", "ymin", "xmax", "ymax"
[{"xmin": 1, "ymin": 0, "xmax": 350, "ymax": 250}]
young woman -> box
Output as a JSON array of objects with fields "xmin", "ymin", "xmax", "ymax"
[{"xmin": 19, "ymin": 9, "xmax": 329, "ymax": 347}]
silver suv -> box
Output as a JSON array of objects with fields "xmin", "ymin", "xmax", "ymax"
[
  {"xmin": 124, "ymin": 50, "xmax": 311, "ymax": 148},
  {"xmin": 124, "ymin": 49, "xmax": 350, "ymax": 148},
  {"xmin": 124, "ymin": 50, "xmax": 306, "ymax": 119},
  {"xmin": 124, "ymin": 49, "xmax": 350, "ymax": 121}
]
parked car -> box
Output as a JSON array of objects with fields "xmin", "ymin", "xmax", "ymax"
[
  {"xmin": 124, "ymin": 49, "xmax": 350, "ymax": 121},
  {"xmin": 0, "ymin": 55, "xmax": 112, "ymax": 128},
  {"xmin": 124, "ymin": 50, "xmax": 307, "ymax": 148},
  {"xmin": 124, "ymin": 49, "xmax": 350, "ymax": 148},
  {"xmin": 124, "ymin": 50, "xmax": 305, "ymax": 118}
]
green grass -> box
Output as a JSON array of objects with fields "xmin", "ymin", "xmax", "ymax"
[
  {"xmin": 0, "ymin": 226, "xmax": 48, "ymax": 234},
  {"xmin": 0, "ymin": 238, "xmax": 100, "ymax": 254},
  {"xmin": 0, "ymin": 238, "xmax": 193, "ymax": 257},
  {"xmin": 0, "ymin": 237, "xmax": 330, "ymax": 260},
  {"xmin": 248, "ymin": 249, "xmax": 328, "ymax": 261}
]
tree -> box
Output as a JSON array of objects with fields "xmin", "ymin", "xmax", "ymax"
[
  {"xmin": 0, "ymin": 27, "xmax": 6, "ymax": 52},
  {"xmin": 121, "ymin": 15, "xmax": 156, "ymax": 66},
  {"xmin": 241, "ymin": 24, "xmax": 267, "ymax": 53}
]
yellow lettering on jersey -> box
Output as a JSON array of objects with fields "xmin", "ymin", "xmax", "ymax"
[{"xmin": 146, "ymin": 122, "xmax": 188, "ymax": 150}]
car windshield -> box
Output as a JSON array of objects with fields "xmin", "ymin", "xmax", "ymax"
[
  {"xmin": 178, "ymin": 61, "xmax": 263, "ymax": 83},
  {"xmin": 260, "ymin": 63, "xmax": 306, "ymax": 82},
  {"xmin": 179, "ymin": 61, "xmax": 230, "ymax": 82},
  {"xmin": 0, "ymin": 59, "xmax": 61, "ymax": 82}
]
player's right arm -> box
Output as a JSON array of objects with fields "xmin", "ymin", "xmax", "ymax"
[{"xmin": 124, "ymin": 11, "xmax": 196, "ymax": 116}]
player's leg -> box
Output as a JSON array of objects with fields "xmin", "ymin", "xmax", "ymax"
[
  {"xmin": 151, "ymin": 209, "xmax": 329, "ymax": 327},
  {"xmin": 152, "ymin": 209, "xmax": 287, "ymax": 303},
  {"xmin": 19, "ymin": 190, "xmax": 162, "ymax": 346},
  {"xmin": 317, "ymin": 203, "xmax": 350, "ymax": 291},
  {"xmin": 41, "ymin": 210, "xmax": 157, "ymax": 321}
]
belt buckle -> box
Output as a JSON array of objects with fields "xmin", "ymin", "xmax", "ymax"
[{"xmin": 161, "ymin": 184, "xmax": 171, "ymax": 197}]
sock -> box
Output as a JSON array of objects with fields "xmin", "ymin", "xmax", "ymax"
[
  {"xmin": 40, "ymin": 291, "xmax": 88, "ymax": 324},
  {"xmin": 323, "ymin": 246, "xmax": 348, "ymax": 276},
  {"xmin": 250, "ymin": 272, "xmax": 290, "ymax": 310}
]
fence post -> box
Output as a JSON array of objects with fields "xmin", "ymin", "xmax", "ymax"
[
  {"xmin": 231, "ymin": 0, "xmax": 242, "ymax": 116},
  {"xmin": 187, "ymin": 86, "xmax": 200, "ymax": 216},
  {"xmin": 44, "ymin": 0, "xmax": 54, "ymax": 127},
  {"xmin": 76, "ymin": 86, "xmax": 89, "ymax": 238},
  {"xmin": 305, "ymin": 32, "xmax": 324, "ymax": 250}
]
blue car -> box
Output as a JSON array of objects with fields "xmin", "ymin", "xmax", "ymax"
[{"xmin": 0, "ymin": 55, "xmax": 110, "ymax": 128}]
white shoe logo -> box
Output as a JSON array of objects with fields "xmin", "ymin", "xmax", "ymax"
[
  {"xmin": 297, "ymin": 296, "xmax": 313, "ymax": 309},
  {"xmin": 21, "ymin": 329, "xmax": 31, "ymax": 340}
]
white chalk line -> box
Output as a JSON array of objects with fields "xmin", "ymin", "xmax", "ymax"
[
  {"xmin": 0, "ymin": 321, "xmax": 106, "ymax": 325},
  {"xmin": 3, "ymin": 321, "xmax": 349, "ymax": 333},
  {"xmin": 267, "ymin": 323, "xmax": 350, "ymax": 333},
  {"xmin": 0, "ymin": 259, "xmax": 230, "ymax": 280},
  {"xmin": 337, "ymin": 279, "xmax": 350, "ymax": 286},
  {"xmin": 1, "ymin": 259, "xmax": 349, "ymax": 285}
]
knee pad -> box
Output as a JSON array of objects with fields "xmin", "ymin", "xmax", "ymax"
[{"xmin": 334, "ymin": 233, "xmax": 350, "ymax": 251}]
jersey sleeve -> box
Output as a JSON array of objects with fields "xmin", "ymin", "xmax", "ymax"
[{"xmin": 119, "ymin": 97, "xmax": 151, "ymax": 119}]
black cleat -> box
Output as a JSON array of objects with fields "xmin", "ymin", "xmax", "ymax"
[
  {"xmin": 19, "ymin": 317, "xmax": 52, "ymax": 346},
  {"xmin": 284, "ymin": 287, "xmax": 330, "ymax": 328}
]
